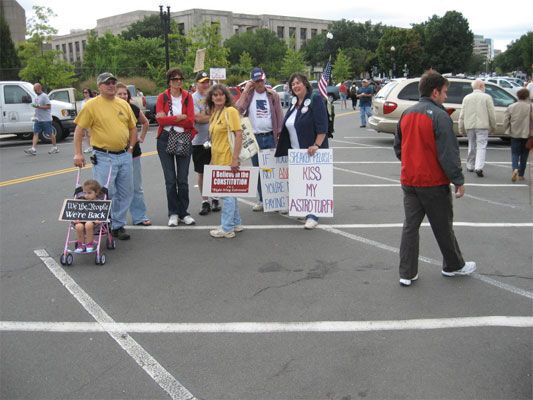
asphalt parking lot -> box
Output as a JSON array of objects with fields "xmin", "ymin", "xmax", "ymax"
[{"xmin": 1, "ymin": 107, "xmax": 532, "ymax": 400}]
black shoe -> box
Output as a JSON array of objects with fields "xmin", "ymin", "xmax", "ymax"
[
  {"xmin": 111, "ymin": 227, "xmax": 130, "ymax": 240},
  {"xmin": 199, "ymin": 201, "xmax": 211, "ymax": 216},
  {"xmin": 475, "ymin": 169, "xmax": 484, "ymax": 177},
  {"xmin": 360, "ymin": 125, "xmax": 366, "ymax": 128},
  {"xmin": 211, "ymin": 199, "xmax": 221, "ymax": 212}
]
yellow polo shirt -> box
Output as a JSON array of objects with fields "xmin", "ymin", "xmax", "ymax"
[
  {"xmin": 209, "ymin": 106, "xmax": 241, "ymax": 166},
  {"xmin": 74, "ymin": 96, "xmax": 136, "ymax": 151}
]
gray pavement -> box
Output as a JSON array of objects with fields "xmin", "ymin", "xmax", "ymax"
[{"xmin": 1, "ymin": 107, "xmax": 532, "ymax": 399}]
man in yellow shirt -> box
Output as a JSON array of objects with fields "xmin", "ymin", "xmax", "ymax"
[{"xmin": 73, "ymin": 72, "xmax": 137, "ymax": 240}]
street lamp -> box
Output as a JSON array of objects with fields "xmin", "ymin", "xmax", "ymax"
[
  {"xmin": 159, "ymin": 5, "xmax": 171, "ymax": 71},
  {"xmin": 390, "ymin": 46, "xmax": 396, "ymax": 79}
]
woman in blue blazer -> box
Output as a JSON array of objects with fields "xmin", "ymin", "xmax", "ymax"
[{"xmin": 275, "ymin": 73, "xmax": 329, "ymax": 229}]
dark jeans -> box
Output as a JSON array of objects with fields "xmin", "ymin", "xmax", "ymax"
[
  {"xmin": 511, "ymin": 138, "xmax": 529, "ymax": 177},
  {"xmin": 251, "ymin": 132, "xmax": 276, "ymax": 202},
  {"xmin": 399, "ymin": 185, "xmax": 465, "ymax": 279},
  {"xmin": 157, "ymin": 131, "xmax": 192, "ymax": 218}
]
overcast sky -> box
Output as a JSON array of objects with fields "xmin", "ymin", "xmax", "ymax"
[{"xmin": 17, "ymin": 0, "xmax": 532, "ymax": 51}]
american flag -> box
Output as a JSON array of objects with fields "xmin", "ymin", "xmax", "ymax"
[{"xmin": 318, "ymin": 60, "xmax": 332, "ymax": 99}]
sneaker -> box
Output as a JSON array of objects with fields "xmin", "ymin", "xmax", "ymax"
[
  {"xmin": 179, "ymin": 215, "xmax": 195, "ymax": 225},
  {"xmin": 234, "ymin": 225, "xmax": 244, "ymax": 232},
  {"xmin": 209, "ymin": 228, "xmax": 235, "ymax": 238},
  {"xmin": 73, "ymin": 241, "xmax": 85, "ymax": 253},
  {"xmin": 466, "ymin": 168, "xmax": 474, "ymax": 172},
  {"xmin": 84, "ymin": 147, "xmax": 93, "ymax": 153},
  {"xmin": 399, "ymin": 274, "xmax": 419, "ymax": 287},
  {"xmin": 304, "ymin": 218, "xmax": 318, "ymax": 230},
  {"xmin": 48, "ymin": 146, "xmax": 59, "ymax": 154},
  {"xmin": 511, "ymin": 169, "xmax": 518, "ymax": 182},
  {"xmin": 168, "ymin": 214, "xmax": 178, "ymax": 227},
  {"xmin": 85, "ymin": 241, "xmax": 96, "ymax": 252},
  {"xmin": 199, "ymin": 201, "xmax": 211, "ymax": 216},
  {"xmin": 441, "ymin": 261, "xmax": 476, "ymax": 277},
  {"xmin": 24, "ymin": 148, "xmax": 37, "ymax": 156},
  {"xmin": 211, "ymin": 199, "xmax": 221, "ymax": 212},
  {"xmin": 252, "ymin": 202, "xmax": 264, "ymax": 212},
  {"xmin": 475, "ymin": 169, "xmax": 484, "ymax": 177},
  {"xmin": 111, "ymin": 227, "xmax": 130, "ymax": 240}
]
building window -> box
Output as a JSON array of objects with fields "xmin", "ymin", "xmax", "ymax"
[
  {"xmin": 82, "ymin": 40, "xmax": 86, "ymax": 50},
  {"xmin": 68, "ymin": 42, "xmax": 73, "ymax": 55},
  {"xmin": 277, "ymin": 26, "xmax": 284, "ymax": 39},
  {"xmin": 300, "ymin": 28, "xmax": 307, "ymax": 43},
  {"xmin": 311, "ymin": 29, "xmax": 317, "ymax": 38},
  {"xmin": 62, "ymin": 44, "xmax": 66, "ymax": 54},
  {"xmin": 75, "ymin": 41, "xmax": 80, "ymax": 53},
  {"xmin": 289, "ymin": 27, "xmax": 296, "ymax": 38},
  {"xmin": 246, "ymin": 26, "xmax": 254, "ymax": 32},
  {"xmin": 56, "ymin": 45, "xmax": 60, "ymax": 51},
  {"xmin": 177, "ymin": 23, "xmax": 185, "ymax": 35}
]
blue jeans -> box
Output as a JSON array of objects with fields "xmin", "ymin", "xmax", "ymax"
[
  {"xmin": 129, "ymin": 156, "xmax": 149, "ymax": 224},
  {"xmin": 157, "ymin": 132, "xmax": 192, "ymax": 218},
  {"xmin": 511, "ymin": 138, "xmax": 529, "ymax": 176},
  {"xmin": 251, "ymin": 132, "xmax": 276, "ymax": 202},
  {"xmin": 92, "ymin": 151, "xmax": 133, "ymax": 230},
  {"xmin": 359, "ymin": 104, "xmax": 372, "ymax": 126},
  {"xmin": 221, "ymin": 197, "xmax": 241, "ymax": 232}
]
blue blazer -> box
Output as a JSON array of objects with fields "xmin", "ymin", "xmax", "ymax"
[{"xmin": 275, "ymin": 92, "xmax": 329, "ymax": 157}]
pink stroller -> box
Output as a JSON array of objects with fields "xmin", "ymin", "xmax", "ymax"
[{"xmin": 60, "ymin": 167, "xmax": 115, "ymax": 266}]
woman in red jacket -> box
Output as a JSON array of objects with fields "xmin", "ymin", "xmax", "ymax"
[{"xmin": 156, "ymin": 67, "xmax": 197, "ymax": 227}]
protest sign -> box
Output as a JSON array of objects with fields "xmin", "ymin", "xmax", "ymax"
[
  {"xmin": 203, "ymin": 165, "xmax": 259, "ymax": 197},
  {"xmin": 209, "ymin": 68, "xmax": 226, "ymax": 81},
  {"xmin": 258, "ymin": 149, "xmax": 289, "ymax": 212},
  {"xmin": 288, "ymin": 149, "xmax": 334, "ymax": 217},
  {"xmin": 59, "ymin": 199, "xmax": 112, "ymax": 222}
]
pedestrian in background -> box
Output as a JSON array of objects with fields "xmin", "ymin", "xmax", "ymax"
[
  {"xmin": 81, "ymin": 88, "xmax": 95, "ymax": 153},
  {"xmin": 236, "ymin": 67, "xmax": 283, "ymax": 212},
  {"xmin": 206, "ymin": 84, "xmax": 244, "ymax": 238},
  {"xmin": 503, "ymin": 88, "xmax": 533, "ymax": 182},
  {"xmin": 394, "ymin": 71, "xmax": 476, "ymax": 287},
  {"xmin": 116, "ymin": 82, "xmax": 152, "ymax": 227},
  {"xmin": 339, "ymin": 81, "xmax": 348, "ymax": 109},
  {"xmin": 275, "ymin": 73, "xmax": 329, "ymax": 230},
  {"xmin": 349, "ymin": 82, "xmax": 358, "ymax": 110},
  {"xmin": 24, "ymin": 83, "xmax": 59, "ymax": 156},
  {"xmin": 458, "ymin": 79, "xmax": 496, "ymax": 177},
  {"xmin": 155, "ymin": 67, "xmax": 197, "ymax": 227},
  {"xmin": 356, "ymin": 79, "xmax": 374, "ymax": 128}
]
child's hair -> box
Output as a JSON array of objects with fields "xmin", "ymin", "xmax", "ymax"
[{"xmin": 82, "ymin": 179, "xmax": 102, "ymax": 194}]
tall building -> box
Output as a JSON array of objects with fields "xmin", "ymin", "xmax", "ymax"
[
  {"xmin": 1, "ymin": 0, "xmax": 26, "ymax": 44},
  {"xmin": 52, "ymin": 8, "xmax": 332, "ymax": 63},
  {"xmin": 473, "ymin": 34, "xmax": 494, "ymax": 60}
]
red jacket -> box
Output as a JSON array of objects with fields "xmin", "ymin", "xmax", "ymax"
[{"xmin": 155, "ymin": 89, "xmax": 197, "ymax": 138}]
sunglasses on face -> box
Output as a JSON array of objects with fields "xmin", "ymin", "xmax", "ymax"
[
  {"xmin": 102, "ymin": 81, "xmax": 117, "ymax": 86},
  {"xmin": 170, "ymin": 77, "xmax": 183, "ymax": 82},
  {"xmin": 83, "ymin": 91, "xmax": 89, "ymax": 94}
]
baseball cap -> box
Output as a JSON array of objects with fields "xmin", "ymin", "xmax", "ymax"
[
  {"xmin": 97, "ymin": 72, "xmax": 117, "ymax": 85},
  {"xmin": 195, "ymin": 71, "xmax": 209, "ymax": 83},
  {"xmin": 250, "ymin": 67, "xmax": 266, "ymax": 82}
]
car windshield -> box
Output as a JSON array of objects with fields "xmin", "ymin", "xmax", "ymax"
[
  {"xmin": 484, "ymin": 84, "xmax": 516, "ymax": 107},
  {"xmin": 375, "ymin": 81, "xmax": 400, "ymax": 100}
]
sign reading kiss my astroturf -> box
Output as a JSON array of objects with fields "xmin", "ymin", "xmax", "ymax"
[{"xmin": 288, "ymin": 149, "xmax": 334, "ymax": 217}]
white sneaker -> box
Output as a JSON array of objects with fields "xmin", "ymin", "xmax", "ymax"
[
  {"xmin": 399, "ymin": 274, "xmax": 419, "ymax": 287},
  {"xmin": 304, "ymin": 218, "xmax": 318, "ymax": 230},
  {"xmin": 252, "ymin": 202, "xmax": 264, "ymax": 212},
  {"xmin": 179, "ymin": 215, "xmax": 195, "ymax": 225},
  {"xmin": 234, "ymin": 225, "xmax": 244, "ymax": 232},
  {"xmin": 24, "ymin": 148, "xmax": 37, "ymax": 156},
  {"xmin": 48, "ymin": 146, "xmax": 59, "ymax": 154},
  {"xmin": 441, "ymin": 261, "xmax": 476, "ymax": 277},
  {"xmin": 168, "ymin": 214, "xmax": 178, "ymax": 227},
  {"xmin": 209, "ymin": 228, "xmax": 235, "ymax": 238}
]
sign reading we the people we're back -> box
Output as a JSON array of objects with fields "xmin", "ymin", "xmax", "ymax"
[
  {"xmin": 288, "ymin": 149, "xmax": 334, "ymax": 217},
  {"xmin": 59, "ymin": 199, "xmax": 112, "ymax": 222}
]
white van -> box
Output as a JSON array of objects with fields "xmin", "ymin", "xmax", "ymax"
[{"xmin": 0, "ymin": 81, "xmax": 76, "ymax": 142}]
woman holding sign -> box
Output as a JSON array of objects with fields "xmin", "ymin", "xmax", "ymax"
[
  {"xmin": 206, "ymin": 84, "xmax": 244, "ymax": 238},
  {"xmin": 275, "ymin": 73, "xmax": 329, "ymax": 229}
]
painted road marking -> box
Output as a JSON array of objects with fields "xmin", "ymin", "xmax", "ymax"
[
  {"xmin": 3, "ymin": 316, "xmax": 532, "ymax": 333},
  {"xmin": 34, "ymin": 249, "xmax": 196, "ymax": 400}
]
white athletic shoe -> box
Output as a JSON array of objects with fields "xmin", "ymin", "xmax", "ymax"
[
  {"xmin": 168, "ymin": 214, "xmax": 178, "ymax": 227},
  {"xmin": 441, "ymin": 261, "xmax": 476, "ymax": 277},
  {"xmin": 304, "ymin": 218, "xmax": 318, "ymax": 230},
  {"xmin": 179, "ymin": 215, "xmax": 196, "ymax": 225}
]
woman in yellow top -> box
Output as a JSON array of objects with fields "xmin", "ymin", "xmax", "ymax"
[{"xmin": 206, "ymin": 84, "xmax": 243, "ymax": 238}]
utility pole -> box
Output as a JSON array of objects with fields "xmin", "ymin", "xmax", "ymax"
[{"xmin": 159, "ymin": 5, "xmax": 170, "ymax": 71}]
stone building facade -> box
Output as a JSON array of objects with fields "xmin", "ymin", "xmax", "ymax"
[{"xmin": 2, "ymin": 0, "xmax": 26, "ymax": 44}]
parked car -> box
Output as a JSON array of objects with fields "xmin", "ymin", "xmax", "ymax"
[
  {"xmin": 272, "ymin": 84, "xmax": 291, "ymax": 107},
  {"xmin": 310, "ymin": 80, "xmax": 339, "ymax": 102},
  {"xmin": 144, "ymin": 95, "xmax": 157, "ymax": 123},
  {"xmin": 1, "ymin": 81, "xmax": 76, "ymax": 142},
  {"xmin": 480, "ymin": 77, "xmax": 522, "ymax": 95},
  {"xmin": 368, "ymin": 77, "xmax": 517, "ymax": 138}
]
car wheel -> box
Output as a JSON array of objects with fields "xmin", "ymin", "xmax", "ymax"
[
  {"xmin": 38, "ymin": 120, "xmax": 62, "ymax": 143},
  {"xmin": 17, "ymin": 132, "xmax": 34, "ymax": 140}
]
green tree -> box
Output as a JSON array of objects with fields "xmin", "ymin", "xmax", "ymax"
[
  {"xmin": 280, "ymin": 46, "xmax": 306, "ymax": 80},
  {"xmin": 0, "ymin": 10, "xmax": 21, "ymax": 80},
  {"xmin": 224, "ymin": 29, "xmax": 287, "ymax": 79},
  {"xmin": 332, "ymin": 49, "xmax": 351, "ymax": 82},
  {"xmin": 493, "ymin": 32, "xmax": 533, "ymax": 74},
  {"xmin": 120, "ymin": 14, "xmax": 177, "ymax": 40},
  {"xmin": 82, "ymin": 31, "xmax": 125, "ymax": 78},
  {"xmin": 27, "ymin": 5, "xmax": 57, "ymax": 54},
  {"xmin": 376, "ymin": 27, "xmax": 424, "ymax": 77},
  {"xmin": 301, "ymin": 32, "xmax": 329, "ymax": 67}
]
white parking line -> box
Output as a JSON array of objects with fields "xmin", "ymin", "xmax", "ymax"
[
  {"xmin": 34, "ymin": 249, "xmax": 196, "ymax": 400},
  {"xmin": 333, "ymin": 183, "xmax": 527, "ymax": 188},
  {"xmin": 3, "ymin": 316, "xmax": 532, "ymax": 333}
]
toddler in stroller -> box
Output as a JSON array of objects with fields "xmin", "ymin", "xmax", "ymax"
[{"xmin": 74, "ymin": 179, "xmax": 104, "ymax": 253}]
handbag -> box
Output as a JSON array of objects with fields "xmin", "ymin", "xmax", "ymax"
[
  {"xmin": 164, "ymin": 92, "xmax": 191, "ymax": 157},
  {"xmin": 225, "ymin": 112, "xmax": 259, "ymax": 162}
]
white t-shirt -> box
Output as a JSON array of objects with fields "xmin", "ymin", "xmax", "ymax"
[
  {"xmin": 285, "ymin": 110, "xmax": 299, "ymax": 149},
  {"xmin": 34, "ymin": 92, "xmax": 52, "ymax": 121},
  {"xmin": 170, "ymin": 95, "xmax": 184, "ymax": 132},
  {"xmin": 248, "ymin": 91, "xmax": 272, "ymax": 133}
]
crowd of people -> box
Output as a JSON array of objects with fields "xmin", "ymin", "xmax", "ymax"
[{"xmin": 23, "ymin": 66, "xmax": 531, "ymax": 286}]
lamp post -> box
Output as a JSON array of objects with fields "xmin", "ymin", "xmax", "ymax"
[
  {"xmin": 159, "ymin": 5, "xmax": 171, "ymax": 71},
  {"xmin": 390, "ymin": 46, "xmax": 396, "ymax": 79}
]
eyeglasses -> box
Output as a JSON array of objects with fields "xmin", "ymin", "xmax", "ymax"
[
  {"xmin": 170, "ymin": 77, "xmax": 183, "ymax": 82},
  {"xmin": 102, "ymin": 81, "xmax": 117, "ymax": 86},
  {"xmin": 83, "ymin": 91, "xmax": 89, "ymax": 94}
]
